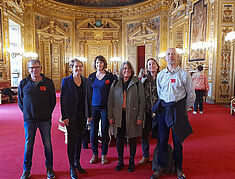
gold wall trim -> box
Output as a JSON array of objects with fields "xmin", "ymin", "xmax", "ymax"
[{"xmin": 24, "ymin": 0, "xmax": 173, "ymax": 19}]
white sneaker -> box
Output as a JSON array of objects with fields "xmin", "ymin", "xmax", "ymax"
[
  {"xmin": 193, "ymin": 111, "xmax": 197, "ymax": 114},
  {"xmin": 199, "ymin": 111, "xmax": 203, "ymax": 114}
]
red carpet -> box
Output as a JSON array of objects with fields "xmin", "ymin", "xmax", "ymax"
[{"xmin": 0, "ymin": 99, "xmax": 235, "ymax": 179}]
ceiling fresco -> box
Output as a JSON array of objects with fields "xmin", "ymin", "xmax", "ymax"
[{"xmin": 54, "ymin": 0, "xmax": 148, "ymax": 7}]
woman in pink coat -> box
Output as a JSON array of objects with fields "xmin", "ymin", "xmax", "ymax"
[{"xmin": 192, "ymin": 65, "xmax": 209, "ymax": 114}]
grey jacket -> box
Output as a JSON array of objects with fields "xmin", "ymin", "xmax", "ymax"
[{"xmin": 108, "ymin": 76, "xmax": 145, "ymax": 138}]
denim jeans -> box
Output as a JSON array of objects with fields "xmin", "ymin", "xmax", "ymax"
[
  {"xmin": 23, "ymin": 121, "xmax": 53, "ymax": 171},
  {"xmin": 157, "ymin": 109, "xmax": 183, "ymax": 170},
  {"xmin": 141, "ymin": 112, "xmax": 152, "ymax": 158},
  {"xmin": 194, "ymin": 90, "xmax": 204, "ymax": 112},
  {"xmin": 90, "ymin": 108, "xmax": 109, "ymax": 155}
]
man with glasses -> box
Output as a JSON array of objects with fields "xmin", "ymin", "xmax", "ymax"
[
  {"xmin": 151, "ymin": 48, "xmax": 195, "ymax": 179},
  {"xmin": 18, "ymin": 59, "xmax": 56, "ymax": 179}
]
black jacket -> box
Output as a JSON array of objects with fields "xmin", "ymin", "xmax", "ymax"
[
  {"xmin": 18, "ymin": 74, "xmax": 56, "ymax": 122},
  {"xmin": 60, "ymin": 74, "xmax": 89, "ymax": 131}
]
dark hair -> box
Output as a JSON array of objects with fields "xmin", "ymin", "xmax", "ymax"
[
  {"xmin": 69, "ymin": 58, "xmax": 83, "ymax": 68},
  {"xmin": 27, "ymin": 59, "xmax": 41, "ymax": 67},
  {"xmin": 93, "ymin": 55, "xmax": 107, "ymax": 70},
  {"xmin": 119, "ymin": 61, "xmax": 135, "ymax": 78},
  {"xmin": 146, "ymin": 58, "xmax": 160, "ymax": 75},
  {"xmin": 197, "ymin": 65, "xmax": 203, "ymax": 71}
]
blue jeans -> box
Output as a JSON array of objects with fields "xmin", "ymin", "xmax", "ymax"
[
  {"xmin": 157, "ymin": 109, "xmax": 183, "ymax": 170},
  {"xmin": 194, "ymin": 90, "xmax": 204, "ymax": 112},
  {"xmin": 23, "ymin": 121, "xmax": 53, "ymax": 171},
  {"xmin": 90, "ymin": 108, "xmax": 109, "ymax": 155},
  {"xmin": 141, "ymin": 112, "xmax": 152, "ymax": 158}
]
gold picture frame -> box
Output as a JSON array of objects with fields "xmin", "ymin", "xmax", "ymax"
[
  {"xmin": 0, "ymin": 8, "xmax": 3, "ymax": 62},
  {"xmin": 189, "ymin": 0, "xmax": 207, "ymax": 61}
]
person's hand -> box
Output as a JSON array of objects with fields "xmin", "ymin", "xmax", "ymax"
[
  {"xmin": 87, "ymin": 117, "xmax": 92, "ymax": 122},
  {"xmin": 109, "ymin": 118, "xmax": 115, "ymax": 124},
  {"xmin": 63, "ymin": 118, "xmax": 69, "ymax": 126},
  {"xmin": 137, "ymin": 120, "xmax": 142, "ymax": 125}
]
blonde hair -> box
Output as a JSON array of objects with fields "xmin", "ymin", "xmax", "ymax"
[{"xmin": 69, "ymin": 58, "xmax": 83, "ymax": 68}]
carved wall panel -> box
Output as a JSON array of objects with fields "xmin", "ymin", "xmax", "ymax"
[
  {"xmin": 127, "ymin": 45, "xmax": 137, "ymax": 74},
  {"xmin": 218, "ymin": 27, "xmax": 233, "ymax": 102},
  {"xmin": 36, "ymin": 16, "xmax": 71, "ymax": 89},
  {"xmin": 125, "ymin": 16, "xmax": 159, "ymax": 72},
  {"xmin": 86, "ymin": 44, "xmax": 111, "ymax": 76},
  {"xmin": 76, "ymin": 18, "xmax": 121, "ymax": 76},
  {"xmin": 222, "ymin": 4, "xmax": 233, "ymax": 23}
]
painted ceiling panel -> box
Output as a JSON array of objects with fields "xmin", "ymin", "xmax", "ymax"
[{"xmin": 54, "ymin": 0, "xmax": 147, "ymax": 7}]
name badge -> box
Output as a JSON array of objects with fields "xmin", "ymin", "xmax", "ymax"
[
  {"xmin": 171, "ymin": 79, "xmax": 175, "ymax": 83},
  {"xmin": 40, "ymin": 86, "xmax": 46, "ymax": 91}
]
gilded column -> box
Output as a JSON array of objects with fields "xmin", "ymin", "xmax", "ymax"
[{"xmin": 23, "ymin": 3, "xmax": 35, "ymax": 78}]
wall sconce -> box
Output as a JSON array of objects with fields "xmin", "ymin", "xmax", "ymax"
[
  {"xmin": 225, "ymin": 31, "xmax": 235, "ymax": 42},
  {"xmin": 77, "ymin": 57, "xmax": 87, "ymax": 62},
  {"xmin": 7, "ymin": 46, "xmax": 25, "ymax": 58},
  {"xmin": 24, "ymin": 52, "xmax": 38, "ymax": 59},
  {"xmin": 191, "ymin": 41, "xmax": 213, "ymax": 52},
  {"xmin": 110, "ymin": 57, "xmax": 121, "ymax": 72},
  {"xmin": 175, "ymin": 48, "xmax": 185, "ymax": 55},
  {"xmin": 158, "ymin": 52, "xmax": 166, "ymax": 59}
]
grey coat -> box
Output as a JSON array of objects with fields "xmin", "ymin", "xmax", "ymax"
[{"xmin": 108, "ymin": 76, "xmax": 145, "ymax": 138}]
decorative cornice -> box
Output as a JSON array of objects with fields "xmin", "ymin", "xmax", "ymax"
[{"xmin": 22, "ymin": 0, "xmax": 173, "ymax": 19}]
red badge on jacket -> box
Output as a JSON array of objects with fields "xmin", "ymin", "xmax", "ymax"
[
  {"xmin": 171, "ymin": 79, "xmax": 176, "ymax": 83},
  {"xmin": 105, "ymin": 80, "xmax": 110, "ymax": 84},
  {"xmin": 40, "ymin": 86, "xmax": 46, "ymax": 91}
]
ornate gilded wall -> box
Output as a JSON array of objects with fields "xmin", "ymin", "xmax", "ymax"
[{"xmin": 0, "ymin": 0, "xmax": 234, "ymax": 103}]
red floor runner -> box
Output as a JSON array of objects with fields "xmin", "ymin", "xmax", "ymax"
[{"xmin": 0, "ymin": 100, "xmax": 235, "ymax": 179}]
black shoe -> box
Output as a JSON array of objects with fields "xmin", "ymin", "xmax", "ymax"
[
  {"xmin": 115, "ymin": 161, "xmax": 124, "ymax": 171},
  {"xmin": 75, "ymin": 165, "xmax": 87, "ymax": 174},
  {"xmin": 177, "ymin": 169, "xmax": 186, "ymax": 179},
  {"xmin": 128, "ymin": 163, "xmax": 135, "ymax": 172},
  {"xmin": 20, "ymin": 170, "xmax": 31, "ymax": 179},
  {"xmin": 151, "ymin": 167, "xmax": 165, "ymax": 179},
  {"xmin": 47, "ymin": 167, "xmax": 55, "ymax": 179},
  {"xmin": 70, "ymin": 167, "xmax": 78, "ymax": 179}
]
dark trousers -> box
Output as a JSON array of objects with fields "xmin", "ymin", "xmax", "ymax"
[
  {"xmin": 116, "ymin": 111, "xmax": 137, "ymax": 164},
  {"xmin": 90, "ymin": 108, "xmax": 110, "ymax": 155},
  {"xmin": 157, "ymin": 109, "xmax": 183, "ymax": 170},
  {"xmin": 66, "ymin": 119, "xmax": 83, "ymax": 168},
  {"xmin": 141, "ymin": 112, "xmax": 152, "ymax": 158},
  {"xmin": 194, "ymin": 90, "xmax": 204, "ymax": 112}
]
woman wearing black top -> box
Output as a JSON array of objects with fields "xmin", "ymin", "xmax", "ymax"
[{"xmin": 61, "ymin": 58, "xmax": 89, "ymax": 179}]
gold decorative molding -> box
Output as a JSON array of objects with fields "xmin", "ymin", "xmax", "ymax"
[
  {"xmin": 76, "ymin": 18, "xmax": 120, "ymax": 41},
  {"xmin": 218, "ymin": 27, "xmax": 233, "ymax": 101},
  {"xmin": 128, "ymin": 19, "xmax": 158, "ymax": 46},
  {"xmin": 222, "ymin": 4, "xmax": 233, "ymax": 23},
  {"xmin": 23, "ymin": 0, "xmax": 173, "ymax": 19}
]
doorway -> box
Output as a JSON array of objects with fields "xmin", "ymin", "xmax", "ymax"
[{"xmin": 137, "ymin": 45, "xmax": 145, "ymax": 75}]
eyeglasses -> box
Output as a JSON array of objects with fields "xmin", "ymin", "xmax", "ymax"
[{"xmin": 28, "ymin": 66, "xmax": 41, "ymax": 70}]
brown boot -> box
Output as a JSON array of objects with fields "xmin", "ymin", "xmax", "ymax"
[
  {"xmin": 138, "ymin": 157, "xmax": 150, "ymax": 165},
  {"xmin": 101, "ymin": 155, "xmax": 108, "ymax": 164},
  {"xmin": 90, "ymin": 155, "xmax": 98, "ymax": 164}
]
